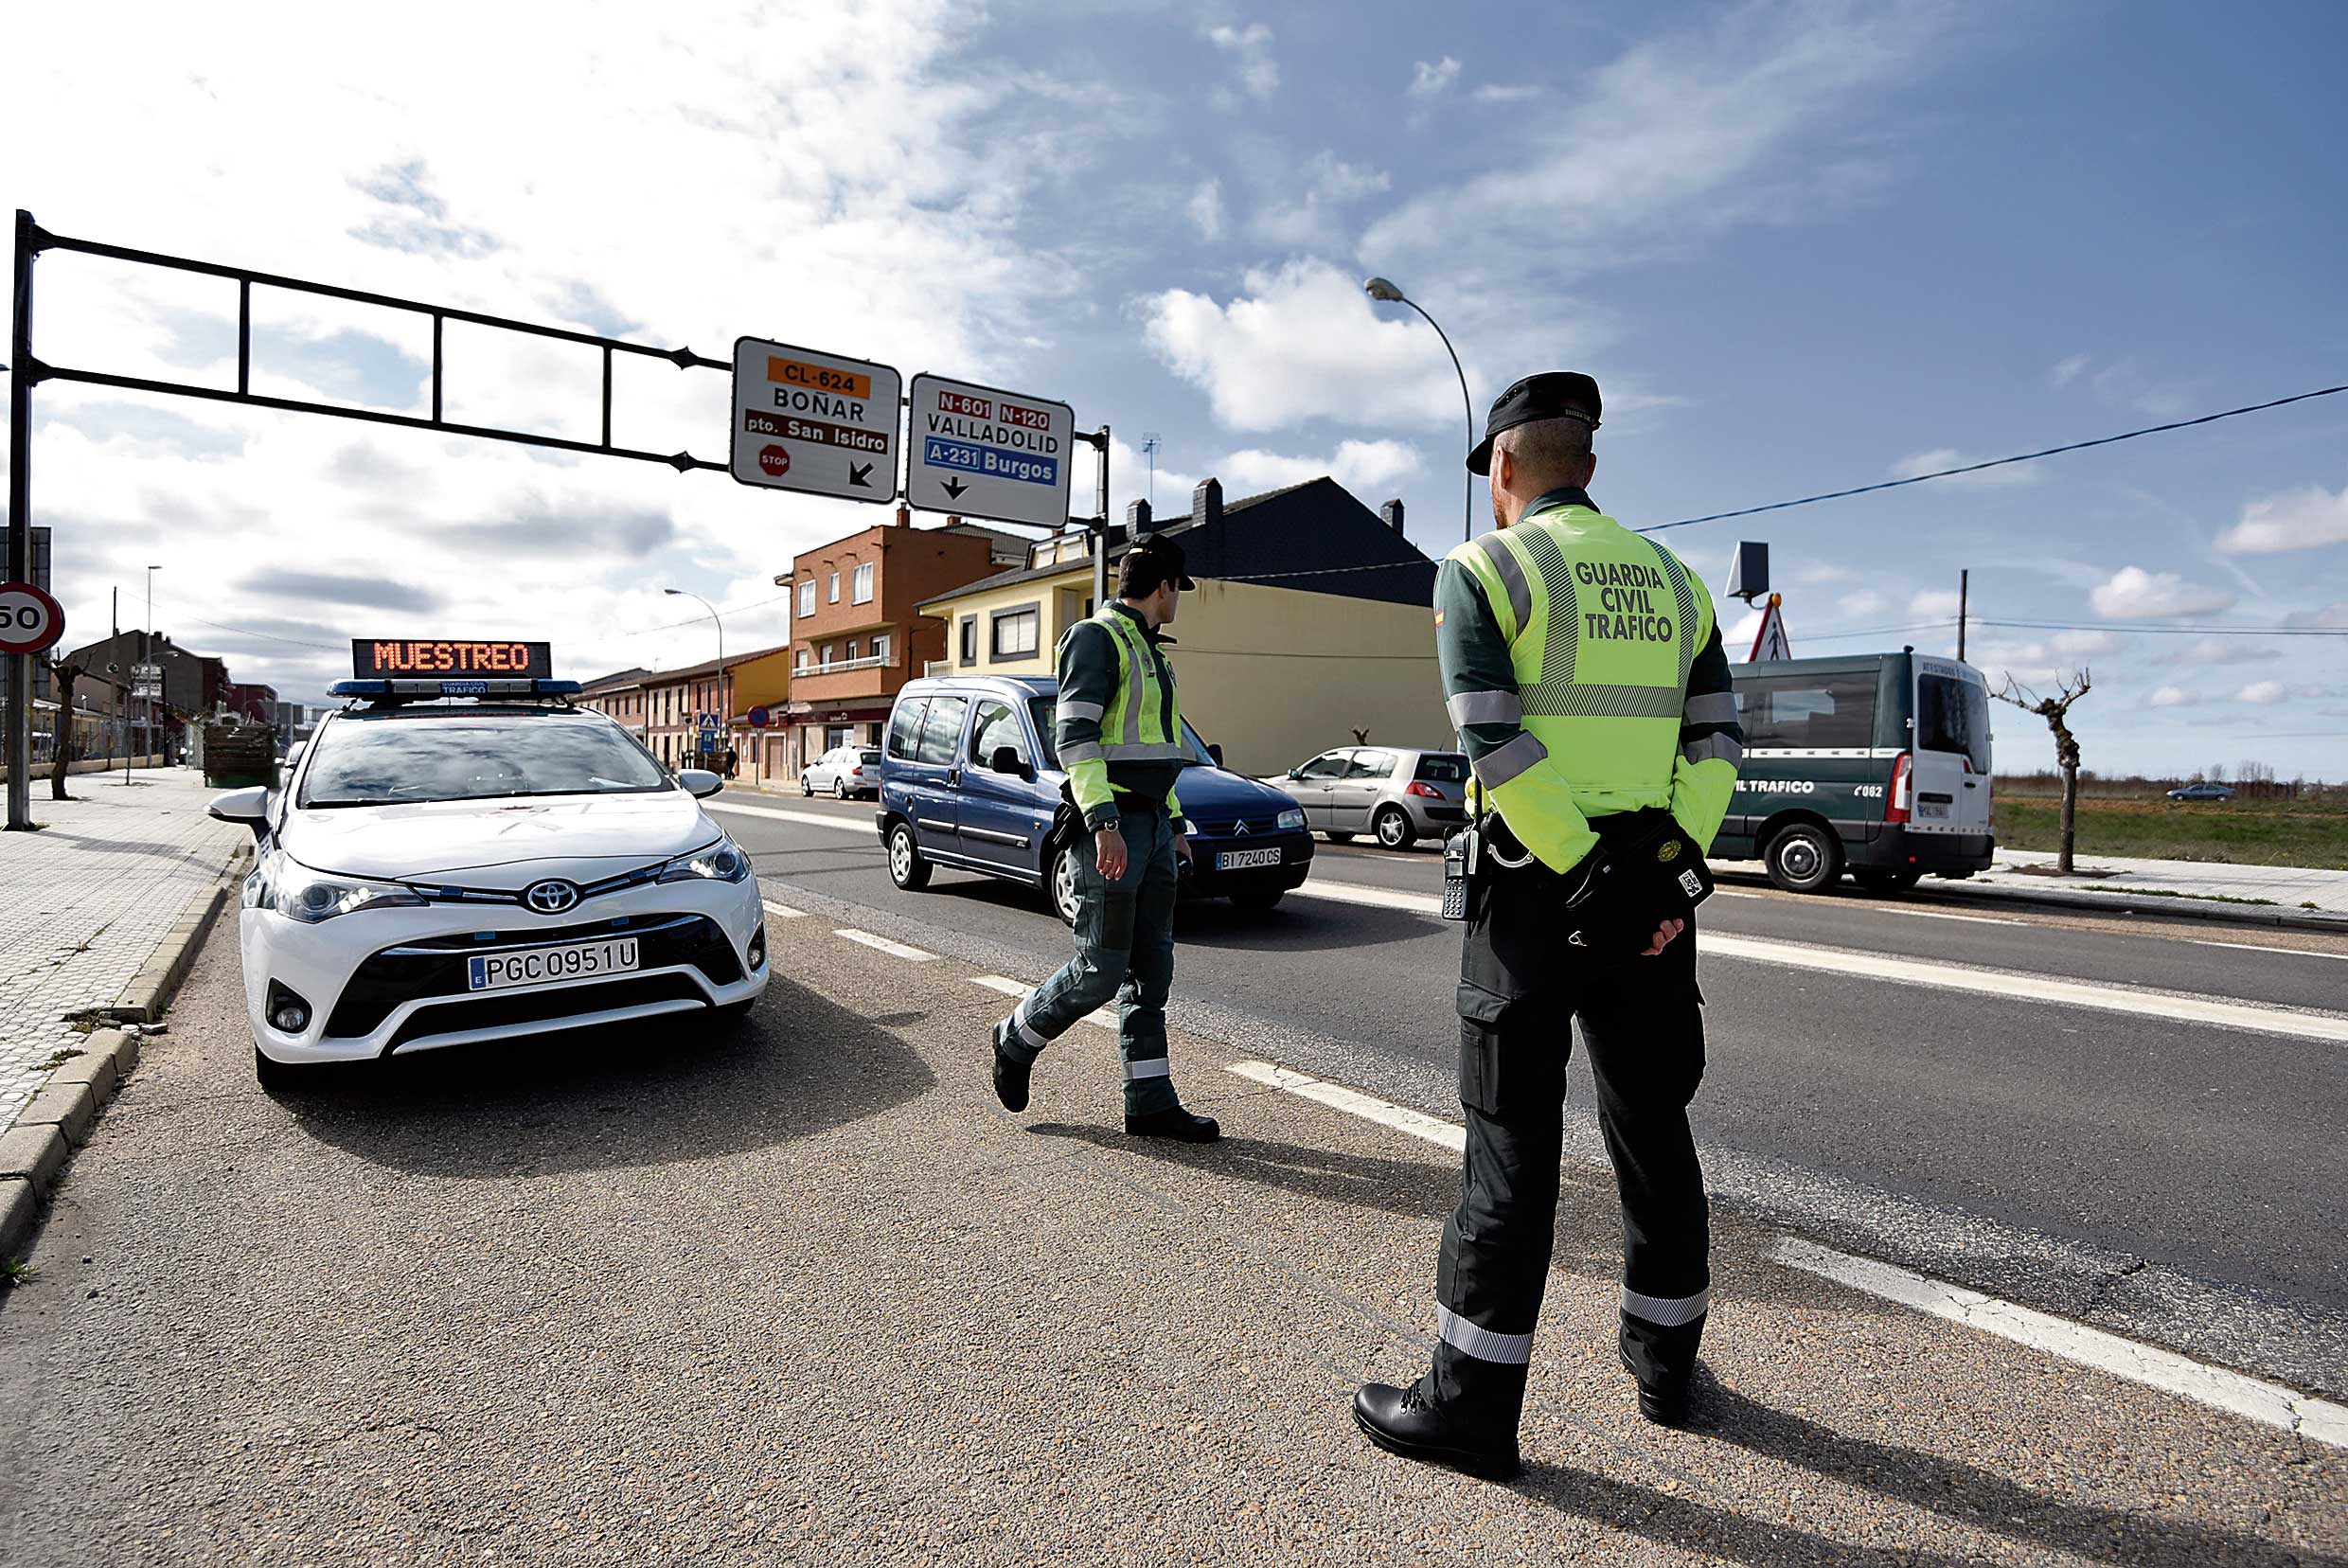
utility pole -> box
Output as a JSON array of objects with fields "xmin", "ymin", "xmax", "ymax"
[
  {"xmin": 1072, "ymin": 424, "xmax": 1111, "ymax": 615},
  {"xmin": 1957, "ymin": 568, "xmax": 1969, "ymax": 662}
]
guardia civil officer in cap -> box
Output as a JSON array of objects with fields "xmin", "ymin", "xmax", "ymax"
[
  {"xmin": 988, "ymin": 534, "xmax": 1220, "ymax": 1143},
  {"xmin": 1355, "ymin": 372, "xmax": 1744, "ymax": 1477}
]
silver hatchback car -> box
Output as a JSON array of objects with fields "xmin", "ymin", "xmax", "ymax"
[{"xmin": 1263, "ymin": 746, "xmax": 1470, "ymax": 849}]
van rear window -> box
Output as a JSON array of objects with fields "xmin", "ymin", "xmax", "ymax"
[
  {"xmin": 1735, "ymin": 671, "xmax": 1877, "ymax": 750},
  {"xmin": 1916, "ymin": 675, "xmax": 1991, "ymax": 773},
  {"xmin": 1414, "ymin": 754, "xmax": 1468, "ymax": 783}
]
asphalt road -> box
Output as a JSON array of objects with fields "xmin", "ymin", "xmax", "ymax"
[
  {"xmin": 4, "ymin": 906, "xmax": 2339, "ymax": 1564},
  {"xmin": 710, "ymin": 791, "xmax": 2348, "ymax": 1398}
]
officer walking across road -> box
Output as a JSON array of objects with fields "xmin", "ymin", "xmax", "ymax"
[
  {"xmin": 1355, "ymin": 372, "xmax": 1744, "ymax": 1478},
  {"xmin": 989, "ymin": 535, "xmax": 1221, "ymax": 1143}
]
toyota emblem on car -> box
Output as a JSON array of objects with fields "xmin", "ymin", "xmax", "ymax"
[{"xmin": 525, "ymin": 880, "xmax": 580, "ymax": 914}]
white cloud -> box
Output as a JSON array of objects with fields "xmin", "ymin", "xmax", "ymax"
[
  {"xmin": 2235, "ymin": 681, "xmax": 2286, "ymax": 705},
  {"xmin": 1409, "ymin": 57, "xmax": 1463, "ymax": 98},
  {"xmin": 1910, "ymin": 589, "xmax": 1963, "ymax": 618},
  {"xmin": 1217, "ymin": 439, "xmax": 1423, "ymax": 499},
  {"xmin": 2161, "ymin": 636, "xmax": 2278, "ymax": 666},
  {"xmin": 1362, "ymin": 6, "xmax": 1966, "ymax": 288},
  {"xmin": 1796, "ymin": 562, "xmax": 1853, "ymax": 585},
  {"xmin": 2146, "ymin": 686, "xmax": 2197, "ymax": 708},
  {"xmin": 2090, "ymin": 566, "xmax": 2236, "ymax": 618},
  {"xmin": 2048, "ymin": 353, "xmax": 2089, "ymax": 389},
  {"xmin": 1888, "ymin": 448, "xmax": 2035, "ymax": 489},
  {"xmin": 2215, "ymin": 482, "xmax": 2348, "ymax": 555},
  {"xmin": 1471, "ymin": 82, "xmax": 1541, "ymax": 104},
  {"xmin": 1206, "ymin": 22, "xmax": 1279, "ymax": 99},
  {"xmin": 2051, "ymin": 629, "xmax": 2125, "ymax": 656},
  {"xmin": 1185, "ymin": 178, "xmax": 1225, "ymax": 241},
  {"xmin": 1837, "ymin": 588, "xmax": 1889, "ymax": 618},
  {"xmin": 1248, "ymin": 152, "xmax": 1391, "ymax": 246},
  {"xmin": 1139, "ymin": 258, "xmax": 1471, "ymax": 433},
  {"xmin": 0, "ymin": 2, "xmax": 1119, "ymax": 702}
]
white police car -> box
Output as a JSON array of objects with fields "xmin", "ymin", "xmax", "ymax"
[{"xmin": 208, "ymin": 641, "xmax": 768, "ymax": 1091}]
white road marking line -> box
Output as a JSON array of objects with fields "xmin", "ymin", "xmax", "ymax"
[
  {"xmin": 1225, "ymin": 1060, "xmax": 1465, "ymax": 1153},
  {"xmin": 969, "ymin": 975, "xmax": 1114, "ymax": 1029},
  {"xmin": 833, "ymin": 929, "xmax": 934, "ymax": 962},
  {"xmin": 2190, "ymin": 938, "xmax": 2348, "ymax": 961},
  {"xmin": 1292, "ymin": 881, "xmax": 1443, "ymax": 915},
  {"xmin": 760, "ymin": 900, "xmax": 807, "ymax": 920},
  {"xmin": 1233, "ymin": 1055, "xmax": 2348, "ymax": 1450},
  {"xmin": 706, "ymin": 800, "xmax": 872, "ymax": 835},
  {"xmin": 1770, "ymin": 1237, "xmax": 2348, "ymax": 1451},
  {"xmin": 1892, "ymin": 909, "xmax": 2028, "ymax": 926},
  {"xmin": 1699, "ymin": 932, "xmax": 2348, "ymax": 1044}
]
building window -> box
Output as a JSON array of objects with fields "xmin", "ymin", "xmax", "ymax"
[
  {"xmin": 822, "ymin": 643, "xmax": 836, "ymax": 667},
  {"xmin": 795, "ymin": 650, "xmax": 809, "ymax": 671},
  {"xmin": 958, "ymin": 616, "xmax": 977, "ymax": 667},
  {"xmin": 872, "ymin": 633, "xmax": 890, "ymax": 665},
  {"xmin": 828, "ymin": 571, "xmax": 841, "ymax": 604},
  {"xmin": 799, "ymin": 580, "xmax": 816, "ymax": 617},
  {"xmin": 845, "ymin": 638, "xmax": 860, "ymax": 661},
  {"xmin": 851, "ymin": 562, "xmax": 874, "ymax": 604},
  {"xmin": 990, "ymin": 604, "xmax": 1041, "ymax": 662}
]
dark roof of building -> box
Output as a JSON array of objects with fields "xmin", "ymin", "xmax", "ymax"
[
  {"xmin": 641, "ymin": 643, "xmax": 793, "ymax": 685},
  {"xmin": 578, "ymin": 666, "xmax": 652, "ymax": 693},
  {"xmin": 915, "ymin": 477, "xmax": 1432, "ymax": 610}
]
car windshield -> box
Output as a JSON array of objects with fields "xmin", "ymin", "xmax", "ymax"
[
  {"xmin": 1023, "ymin": 696, "xmax": 1218, "ymax": 770},
  {"xmin": 1414, "ymin": 754, "xmax": 1468, "ymax": 783},
  {"xmin": 300, "ymin": 711, "xmax": 672, "ymax": 807}
]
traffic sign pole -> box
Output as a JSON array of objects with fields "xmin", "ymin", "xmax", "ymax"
[{"xmin": 9, "ymin": 211, "xmax": 42, "ymax": 829}]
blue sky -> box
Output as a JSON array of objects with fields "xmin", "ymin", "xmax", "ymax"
[{"xmin": 5, "ymin": 0, "xmax": 2344, "ymax": 777}]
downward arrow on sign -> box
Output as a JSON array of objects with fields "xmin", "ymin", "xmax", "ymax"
[
  {"xmin": 849, "ymin": 462, "xmax": 874, "ymax": 487},
  {"xmin": 941, "ymin": 477, "xmax": 969, "ymax": 500}
]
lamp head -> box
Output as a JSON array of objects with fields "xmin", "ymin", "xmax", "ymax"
[
  {"xmin": 663, "ymin": 588, "xmax": 683, "ymax": 597},
  {"xmin": 1362, "ymin": 276, "xmax": 1406, "ymax": 303}
]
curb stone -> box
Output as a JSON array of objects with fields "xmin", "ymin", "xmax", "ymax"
[
  {"xmin": 0, "ymin": 1027, "xmax": 140, "ymax": 1265},
  {"xmin": 1710, "ymin": 865, "xmax": 2348, "ymax": 935},
  {"xmin": 103, "ymin": 843, "xmax": 248, "ymax": 1025}
]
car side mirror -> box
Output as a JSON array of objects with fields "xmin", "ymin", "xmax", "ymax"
[
  {"xmin": 679, "ymin": 768, "xmax": 724, "ymax": 798},
  {"xmin": 1207, "ymin": 743, "xmax": 1224, "ymax": 767},
  {"xmin": 988, "ymin": 745, "xmax": 1028, "ymax": 777},
  {"xmin": 1286, "ymin": 767, "xmax": 1302, "ymax": 779},
  {"xmin": 207, "ymin": 785, "xmax": 271, "ymax": 844}
]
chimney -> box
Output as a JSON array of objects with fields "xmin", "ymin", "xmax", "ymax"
[
  {"xmin": 1191, "ymin": 477, "xmax": 1222, "ymax": 531},
  {"xmin": 1379, "ymin": 498, "xmax": 1406, "ymax": 533},
  {"xmin": 1127, "ymin": 498, "xmax": 1152, "ymax": 536},
  {"xmin": 894, "ymin": 503, "xmax": 911, "ymax": 527}
]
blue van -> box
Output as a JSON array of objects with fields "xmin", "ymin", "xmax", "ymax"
[{"xmin": 875, "ymin": 674, "xmax": 1314, "ymax": 920}]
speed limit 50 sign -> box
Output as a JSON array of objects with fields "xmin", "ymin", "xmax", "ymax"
[{"xmin": 0, "ymin": 582, "xmax": 65, "ymax": 656}]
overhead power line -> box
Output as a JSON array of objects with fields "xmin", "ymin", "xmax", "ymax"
[
  {"xmin": 1638, "ymin": 381, "xmax": 2348, "ymax": 534},
  {"xmin": 1974, "ymin": 617, "xmax": 2348, "ymax": 637}
]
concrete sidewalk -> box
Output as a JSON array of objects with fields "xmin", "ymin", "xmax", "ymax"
[
  {"xmin": 0, "ymin": 769, "xmax": 245, "ymax": 1132},
  {"xmin": 2, "ymin": 905, "xmax": 2337, "ymax": 1565},
  {"xmin": 1973, "ymin": 848, "xmax": 2348, "ymax": 914}
]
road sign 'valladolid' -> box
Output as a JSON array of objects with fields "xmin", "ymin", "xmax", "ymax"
[
  {"xmin": 730, "ymin": 338, "xmax": 901, "ymax": 503},
  {"xmin": 906, "ymin": 374, "xmax": 1076, "ymax": 529}
]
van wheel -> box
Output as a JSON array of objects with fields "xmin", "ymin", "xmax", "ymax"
[
  {"xmin": 1854, "ymin": 868, "xmax": 1924, "ymax": 894},
  {"xmin": 1764, "ymin": 823, "xmax": 1843, "ymax": 894},
  {"xmin": 887, "ymin": 823, "xmax": 932, "ymax": 891},
  {"xmin": 1373, "ymin": 807, "xmax": 1414, "ymax": 850},
  {"xmin": 1050, "ymin": 841, "xmax": 1083, "ymax": 926}
]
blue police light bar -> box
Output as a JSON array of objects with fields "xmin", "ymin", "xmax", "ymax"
[{"xmin": 329, "ymin": 678, "xmax": 581, "ymax": 699}]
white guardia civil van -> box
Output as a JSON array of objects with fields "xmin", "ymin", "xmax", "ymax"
[{"xmin": 209, "ymin": 646, "xmax": 768, "ymax": 1091}]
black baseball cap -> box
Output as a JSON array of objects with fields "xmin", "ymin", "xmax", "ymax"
[
  {"xmin": 1466, "ymin": 370, "xmax": 1602, "ymax": 474},
  {"xmin": 1118, "ymin": 536, "xmax": 1197, "ymax": 596}
]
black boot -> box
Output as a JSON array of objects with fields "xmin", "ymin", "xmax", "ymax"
[
  {"xmin": 1124, "ymin": 1104, "xmax": 1219, "ymax": 1142},
  {"xmin": 1352, "ymin": 1382, "xmax": 1520, "ymax": 1480},
  {"xmin": 1621, "ymin": 1344, "xmax": 1694, "ymax": 1426},
  {"xmin": 991, "ymin": 1019, "xmax": 1031, "ymax": 1114}
]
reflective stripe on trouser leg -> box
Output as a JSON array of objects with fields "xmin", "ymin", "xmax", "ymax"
[
  {"xmin": 1116, "ymin": 812, "xmax": 1181, "ymax": 1114},
  {"xmin": 998, "ymin": 1003, "xmax": 1051, "ymax": 1063},
  {"xmin": 1622, "ymin": 1285, "xmax": 1710, "ymax": 1327},
  {"xmin": 1436, "ymin": 1304, "xmax": 1532, "ymax": 1364}
]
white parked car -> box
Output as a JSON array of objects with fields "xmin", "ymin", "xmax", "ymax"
[
  {"xmin": 802, "ymin": 743, "xmax": 880, "ymax": 799},
  {"xmin": 210, "ymin": 678, "xmax": 769, "ymax": 1091}
]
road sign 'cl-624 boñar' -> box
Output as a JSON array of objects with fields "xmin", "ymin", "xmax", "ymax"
[{"xmin": 730, "ymin": 338, "xmax": 901, "ymax": 503}]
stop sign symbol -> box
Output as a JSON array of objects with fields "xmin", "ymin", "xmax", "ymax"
[{"xmin": 758, "ymin": 444, "xmax": 791, "ymax": 478}]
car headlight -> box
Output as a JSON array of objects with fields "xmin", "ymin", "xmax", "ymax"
[
  {"xmin": 659, "ymin": 834, "xmax": 750, "ymax": 884},
  {"xmin": 1276, "ymin": 808, "xmax": 1306, "ymax": 831},
  {"xmin": 266, "ymin": 854, "xmax": 427, "ymax": 923}
]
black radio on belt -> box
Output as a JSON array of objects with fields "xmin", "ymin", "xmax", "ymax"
[{"xmin": 1441, "ymin": 827, "xmax": 1476, "ymax": 920}]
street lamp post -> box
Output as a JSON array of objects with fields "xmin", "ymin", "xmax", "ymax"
[
  {"xmin": 1364, "ymin": 276, "xmax": 1475, "ymax": 545},
  {"xmin": 663, "ymin": 587, "xmax": 723, "ymax": 770}
]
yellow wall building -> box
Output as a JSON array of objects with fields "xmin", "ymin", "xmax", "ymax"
[{"xmin": 917, "ymin": 479, "xmax": 1452, "ymax": 777}]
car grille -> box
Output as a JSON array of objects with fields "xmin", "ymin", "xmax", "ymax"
[
  {"xmin": 324, "ymin": 913, "xmax": 743, "ymax": 1039},
  {"xmin": 382, "ymin": 973, "xmax": 711, "ymax": 1052},
  {"xmin": 1193, "ymin": 813, "xmax": 1285, "ymax": 837}
]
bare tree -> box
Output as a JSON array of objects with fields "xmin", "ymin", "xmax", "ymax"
[{"xmin": 1995, "ymin": 668, "xmax": 2091, "ymax": 873}]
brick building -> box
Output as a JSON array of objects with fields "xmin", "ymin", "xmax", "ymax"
[
  {"xmin": 587, "ymin": 648, "xmax": 792, "ymax": 775},
  {"xmin": 770, "ymin": 515, "xmax": 1023, "ymax": 781}
]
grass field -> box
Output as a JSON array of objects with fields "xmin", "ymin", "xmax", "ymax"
[{"xmin": 1992, "ymin": 793, "xmax": 2348, "ymax": 869}]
